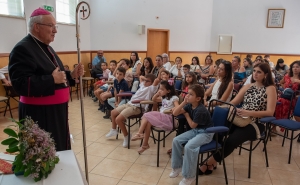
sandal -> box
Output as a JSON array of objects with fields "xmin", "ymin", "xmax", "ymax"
[
  {"xmin": 131, "ymin": 133, "xmax": 144, "ymax": 141},
  {"xmin": 205, "ymin": 163, "xmax": 217, "ymax": 175},
  {"xmin": 137, "ymin": 145, "xmax": 150, "ymax": 154}
]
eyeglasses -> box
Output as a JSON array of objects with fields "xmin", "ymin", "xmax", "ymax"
[{"xmin": 37, "ymin": 23, "xmax": 58, "ymax": 30}]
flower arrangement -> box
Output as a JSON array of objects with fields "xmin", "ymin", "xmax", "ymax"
[{"xmin": 1, "ymin": 117, "xmax": 59, "ymax": 182}]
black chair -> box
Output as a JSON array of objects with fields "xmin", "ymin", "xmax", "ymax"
[
  {"xmin": 270, "ymin": 92, "xmax": 300, "ymax": 164},
  {"xmin": 0, "ymin": 96, "xmax": 13, "ymax": 118},
  {"xmin": 196, "ymin": 99, "xmax": 236, "ymax": 185}
]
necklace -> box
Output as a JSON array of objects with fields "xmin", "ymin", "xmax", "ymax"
[{"xmin": 30, "ymin": 34, "xmax": 58, "ymax": 69}]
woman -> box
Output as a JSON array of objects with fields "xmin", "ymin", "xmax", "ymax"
[
  {"xmin": 232, "ymin": 56, "xmax": 246, "ymax": 84},
  {"xmin": 190, "ymin": 56, "xmax": 200, "ymax": 72},
  {"xmin": 197, "ymin": 55, "xmax": 214, "ymax": 83},
  {"xmin": 275, "ymin": 58, "xmax": 289, "ymax": 81},
  {"xmin": 205, "ymin": 60, "xmax": 233, "ymax": 106},
  {"xmin": 169, "ymin": 57, "xmax": 184, "ymax": 78},
  {"xmin": 199, "ymin": 62, "xmax": 276, "ymax": 174},
  {"xmin": 275, "ymin": 61, "xmax": 300, "ymax": 120},
  {"xmin": 243, "ymin": 58, "xmax": 253, "ymax": 77},
  {"xmin": 130, "ymin": 51, "xmax": 141, "ymax": 77},
  {"xmin": 140, "ymin": 57, "xmax": 154, "ymax": 76}
]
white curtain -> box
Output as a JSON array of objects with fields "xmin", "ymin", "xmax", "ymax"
[
  {"xmin": 56, "ymin": 0, "xmax": 78, "ymax": 24},
  {"xmin": 0, "ymin": 0, "xmax": 24, "ymax": 17}
]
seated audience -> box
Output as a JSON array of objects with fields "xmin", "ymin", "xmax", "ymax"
[
  {"xmin": 182, "ymin": 64, "xmax": 191, "ymax": 75},
  {"xmin": 169, "ymin": 84, "xmax": 213, "ymax": 185},
  {"xmin": 169, "ymin": 57, "xmax": 184, "ymax": 78},
  {"xmin": 244, "ymin": 59, "xmax": 275, "ymax": 85},
  {"xmin": 181, "ymin": 72, "xmax": 197, "ymax": 98},
  {"xmin": 140, "ymin": 57, "xmax": 154, "ymax": 76},
  {"xmin": 162, "ymin": 53, "xmax": 172, "ymax": 70},
  {"xmin": 213, "ymin": 58, "xmax": 223, "ymax": 76},
  {"xmin": 244, "ymin": 58, "xmax": 253, "ymax": 77},
  {"xmin": 264, "ymin": 54, "xmax": 275, "ymax": 70},
  {"xmin": 91, "ymin": 50, "xmax": 106, "ymax": 78},
  {"xmin": 275, "ymin": 58, "xmax": 289, "ymax": 81},
  {"xmin": 190, "ymin": 56, "xmax": 200, "ymax": 72},
  {"xmin": 197, "ymin": 55, "xmax": 214, "ymax": 84},
  {"xmin": 100, "ymin": 67, "xmax": 129, "ymax": 118},
  {"xmin": 199, "ymin": 63, "xmax": 276, "ymax": 176},
  {"xmin": 275, "ymin": 61, "xmax": 300, "ymax": 122},
  {"xmin": 0, "ymin": 65, "xmax": 11, "ymax": 86},
  {"xmin": 205, "ymin": 60, "xmax": 233, "ymax": 106},
  {"xmin": 130, "ymin": 51, "xmax": 141, "ymax": 77},
  {"xmin": 113, "ymin": 59, "xmax": 133, "ymax": 88},
  {"xmin": 131, "ymin": 81, "xmax": 179, "ymax": 153},
  {"xmin": 152, "ymin": 55, "xmax": 164, "ymax": 77},
  {"xmin": 106, "ymin": 74, "xmax": 160, "ymax": 147},
  {"xmin": 232, "ymin": 56, "xmax": 246, "ymax": 84}
]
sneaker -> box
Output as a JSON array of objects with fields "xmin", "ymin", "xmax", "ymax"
[
  {"xmin": 179, "ymin": 177, "xmax": 196, "ymax": 185},
  {"xmin": 105, "ymin": 129, "xmax": 118, "ymax": 138},
  {"xmin": 122, "ymin": 134, "xmax": 132, "ymax": 148},
  {"xmin": 169, "ymin": 168, "xmax": 181, "ymax": 178}
]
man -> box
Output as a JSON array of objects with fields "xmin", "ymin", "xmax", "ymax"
[
  {"xmin": 264, "ymin": 54, "xmax": 275, "ymax": 70},
  {"xmin": 0, "ymin": 66, "xmax": 11, "ymax": 86},
  {"xmin": 9, "ymin": 8, "xmax": 83, "ymax": 151},
  {"xmin": 91, "ymin": 50, "xmax": 106, "ymax": 78},
  {"xmin": 162, "ymin": 53, "xmax": 172, "ymax": 70}
]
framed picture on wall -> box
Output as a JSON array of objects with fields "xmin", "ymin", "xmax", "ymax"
[
  {"xmin": 217, "ymin": 35, "xmax": 232, "ymax": 54},
  {"xmin": 267, "ymin": 9, "xmax": 285, "ymax": 28}
]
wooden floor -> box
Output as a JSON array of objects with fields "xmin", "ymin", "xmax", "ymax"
[{"xmin": 0, "ymin": 95, "xmax": 300, "ymax": 185}]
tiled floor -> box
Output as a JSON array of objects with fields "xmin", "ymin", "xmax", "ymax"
[{"xmin": 1, "ymin": 95, "xmax": 300, "ymax": 185}]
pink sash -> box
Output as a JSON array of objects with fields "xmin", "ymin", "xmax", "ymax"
[{"xmin": 20, "ymin": 88, "xmax": 69, "ymax": 105}]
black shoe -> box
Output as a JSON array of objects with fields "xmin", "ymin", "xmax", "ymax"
[
  {"xmin": 98, "ymin": 104, "xmax": 103, "ymax": 111},
  {"xmin": 93, "ymin": 97, "xmax": 98, "ymax": 102},
  {"xmin": 103, "ymin": 115, "xmax": 110, "ymax": 119}
]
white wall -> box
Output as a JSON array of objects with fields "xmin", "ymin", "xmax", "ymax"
[
  {"xmin": 0, "ymin": 0, "xmax": 91, "ymax": 53},
  {"xmin": 210, "ymin": 0, "xmax": 300, "ymax": 54},
  {"xmin": 89, "ymin": 0, "xmax": 214, "ymax": 51}
]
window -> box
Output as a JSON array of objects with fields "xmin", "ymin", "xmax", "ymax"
[
  {"xmin": 0, "ymin": 0, "xmax": 24, "ymax": 17},
  {"xmin": 56, "ymin": 0, "xmax": 78, "ymax": 24}
]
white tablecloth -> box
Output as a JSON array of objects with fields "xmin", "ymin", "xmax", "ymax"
[{"xmin": 0, "ymin": 150, "xmax": 87, "ymax": 185}]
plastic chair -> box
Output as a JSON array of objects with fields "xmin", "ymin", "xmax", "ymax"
[{"xmin": 195, "ymin": 99, "xmax": 236, "ymax": 185}]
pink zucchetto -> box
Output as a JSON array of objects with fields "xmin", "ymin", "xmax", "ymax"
[{"xmin": 30, "ymin": 8, "xmax": 51, "ymax": 17}]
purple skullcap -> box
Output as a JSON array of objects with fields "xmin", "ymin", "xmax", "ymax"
[{"xmin": 30, "ymin": 8, "xmax": 51, "ymax": 17}]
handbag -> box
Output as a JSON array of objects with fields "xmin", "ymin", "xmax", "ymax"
[{"xmin": 220, "ymin": 105, "xmax": 252, "ymax": 127}]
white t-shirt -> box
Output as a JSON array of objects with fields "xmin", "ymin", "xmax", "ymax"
[
  {"xmin": 169, "ymin": 65, "xmax": 184, "ymax": 77},
  {"xmin": 108, "ymin": 72, "xmax": 115, "ymax": 80},
  {"xmin": 128, "ymin": 82, "xmax": 159, "ymax": 110},
  {"xmin": 190, "ymin": 65, "xmax": 200, "ymax": 72},
  {"xmin": 244, "ymin": 73, "xmax": 275, "ymax": 85},
  {"xmin": 208, "ymin": 79, "xmax": 232, "ymax": 103},
  {"xmin": 163, "ymin": 62, "xmax": 172, "ymax": 71},
  {"xmin": 160, "ymin": 95, "xmax": 179, "ymax": 113}
]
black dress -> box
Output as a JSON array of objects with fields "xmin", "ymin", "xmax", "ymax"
[{"xmin": 9, "ymin": 34, "xmax": 75, "ymax": 151}]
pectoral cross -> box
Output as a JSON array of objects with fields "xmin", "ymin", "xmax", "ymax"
[{"xmin": 80, "ymin": 6, "xmax": 87, "ymax": 18}]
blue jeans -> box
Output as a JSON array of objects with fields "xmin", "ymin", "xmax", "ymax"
[
  {"xmin": 107, "ymin": 97, "xmax": 126, "ymax": 108},
  {"xmin": 171, "ymin": 129, "xmax": 214, "ymax": 178}
]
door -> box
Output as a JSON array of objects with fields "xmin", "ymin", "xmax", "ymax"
[{"xmin": 147, "ymin": 29, "xmax": 169, "ymax": 62}]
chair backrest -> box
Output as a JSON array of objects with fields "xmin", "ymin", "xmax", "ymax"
[
  {"xmin": 293, "ymin": 94, "xmax": 300, "ymax": 117},
  {"xmin": 208, "ymin": 99, "xmax": 236, "ymax": 128},
  {"xmin": 174, "ymin": 79, "xmax": 182, "ymax": 91}
]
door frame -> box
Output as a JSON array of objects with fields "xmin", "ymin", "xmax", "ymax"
[{"xmin": 147, "ymin": 28, "xmax": 170, "ymax": 57}]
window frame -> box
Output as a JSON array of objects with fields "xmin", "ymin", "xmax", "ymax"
[
  {"xmin": 55, "ymin": 0, "xmax": 78, "ymax": 25},
  {"xmin": 0, "ymin": 0, "xmax": 25, "ymax": 19}
]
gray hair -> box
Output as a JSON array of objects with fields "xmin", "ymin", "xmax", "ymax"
[{"xmin": 28, "ymin": 15, "xmax": 44, "ymax": 33}]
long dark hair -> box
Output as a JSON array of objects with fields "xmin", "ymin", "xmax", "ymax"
[
  {"xmin": 251, "ymin": 63, "xmax": 275, "ymax": 87},
  {"xmin": 188, "ymin": 84, "xmax": 205, "ymax": 105},
  {"xmin": 160, "ymin": 80, "xmax": 176, "ymax": 100},
  {"xmin": 244, "ymin": 58, "xmax": 252, "ymax": 68},
  {"xmin": 182, "ymin": 72, "xmax": 197, "ymax": 89},
  {"xmin": 191, "ymin": 56, "xmax": 200, "ymax": 65},
  {"xmin": 140, "ymin": 57, "xmax": 154, "ymax": 76},
  {"xmin": 130, "ymin": 51, "xmax": 139, "ymax": 67},
  {"xmin": 218, "ymin": 60, "xmax": 233, "ymax": 99},
  {"xmin": 120, "ymin": 58, "xmax": 131, "ymax": 69},
  {"xmin": 289, "ymin": 61, "xmax": 300, "ymax": 78},
  {"xmin": 275, "ymin": 58, "xmax": 285, "ymax": 71}
]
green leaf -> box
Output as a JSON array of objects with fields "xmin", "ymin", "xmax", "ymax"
[
  {"xmin": 45, "ymin": 162, "xmax": 49, "ymax": 172},
  {"xmin": 24, "ymin": 168, "xmax": 31, "ymax": 177},
  {"xmin": 1, "ymin": 138, "xmax": 18, "ymax": 145},
  {"xmin": 6, "ymin": 146, "xmax": 19, "ymax": 153},
  {"xmin": 9, "ymin": 140, "xmax": 19, "ymax": 148},
  {"xmin": 54, "ymin": 157, "xmax": 59, "ymax": 164},
  {"xmin": 3, "ymin": 128, "xmax": 18, "ymax": 138}
]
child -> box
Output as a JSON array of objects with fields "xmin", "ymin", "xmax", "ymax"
[
  {"xmin": 160, "ymin": 70, "xmax": 170, "ymax": 81},
  {"xmin": 113, "ymin": 59, "xmax": 133, "ymax": 89},
  {"xmin": 131, "ymin": 81, "xmax": 179, "ymax": 154},
  {"xmin": 106, "ymin": 74, "xmax": 160, "ymax": 147},
  {"xmin": 93, "ymin": 62, "xmax": 111, "ymax": 101},
  {"xmin": 181, "ymin": 72, "xmax": 197, "ymax": 98},
  {"xmin": 182, "ymin": 64, "xmax": 190, "ymax": 75},
  {"xmin": 169, "ymin": 84, "xmax": 213, "ymax": 185},
  {"xmin": 100, "ymin": 67, "xmax": 129, "ymax": 118}
]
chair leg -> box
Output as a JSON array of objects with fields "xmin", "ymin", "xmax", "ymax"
[
  {"xmin": 157, "ymin": 132, "xmax": 160, "ymax": 167},
  {"xmin": 163, "ymin": 132, "xmax": 166, "ymax": 147},
  {"xmin": 263, "ymin": 136, "xmax": 269, "ymax": 167},
  {"xmin": 282, "ymin": 130, "xmax": 287, "ymax": 147},
  {"xmin": 151, "ymin": 129, "xmax": 156, "ymax": 144},
  {"xmin": 128, "ymin": 119, "xmax": 130, "ymax": 149},
  {"xmin": 288, "ymin": 131, "xmax": 294, "ymax": 164},
  {"xmin": 239, "ymin": 145, "xmax": 242, "ymax": 155},
  {"xmin": 196, "ymin": 154, "xmax": 200, "ymax": 185},
  {"xmin": 3, "ymin": 97, "xmax": 9, "ymax": 117},
  {"xmin": 116, "ymin": 127, "xmax": 119, "ymax": 140},
  {"xmin": 7, "ymin": 100, "xmax": 13, "ymax": 118},
  {"xmin": 222, "ymin": 152, "xmax": 228, "ymax": 184},
  {"xmin": 248, "ymin": 141, "xmax": 253, "ymax": 178}
]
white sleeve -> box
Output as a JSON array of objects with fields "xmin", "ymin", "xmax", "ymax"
[
  {"xmin": 164, "ymin": 62, "xmax": 172, "ymax": 71},
  {"xmin": 244, "ymin": 75, "xmax": 252, "ymax": 85},
  {"xmin": 0, "ymin": 66, "xmax": 8, "ymax": 79},
  {"xmin": 171, "ymin": 96, "xmax": 179, "ymax": 103}
]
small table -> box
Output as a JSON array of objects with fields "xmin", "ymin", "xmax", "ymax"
[{"xmin": 0, "ymin": 150, "xmax": 87, "ymax": 185}]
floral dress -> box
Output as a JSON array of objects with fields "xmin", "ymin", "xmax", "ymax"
[{"xmin": 275, "ymin": 75, "xmax": 300, "ymax": 119}]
